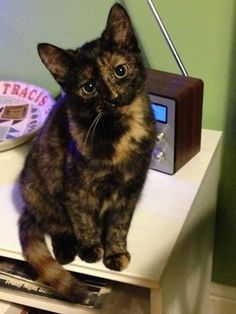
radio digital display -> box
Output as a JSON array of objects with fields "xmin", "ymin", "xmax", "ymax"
[{"xmin": 152, "ymin": 103, "xmax": 168, "ymax": 124}]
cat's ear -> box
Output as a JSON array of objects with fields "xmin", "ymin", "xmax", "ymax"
[
  {"xmin": 37, "ymin": 43, "xmax": 73, "ymax": 86},
  {"xmin": 102, "ymin": 3, "xmax": 139, "ymax": 50}
]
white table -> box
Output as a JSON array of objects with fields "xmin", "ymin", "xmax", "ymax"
[{"xmin": 0, "ymin": 129, "xmax": 222, "ymax": 314}]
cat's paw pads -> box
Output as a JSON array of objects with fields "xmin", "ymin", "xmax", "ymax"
[
  {"xmin": 53, "ymin": 246, "xmax": 77, "ymax": 265},
  {"xmin": 79, "ymin": 245, "xmax": 104, "ymax": 263},
  {"xmin": 104, "ymin": 252, "xmax": 131, "ymax": 271}
]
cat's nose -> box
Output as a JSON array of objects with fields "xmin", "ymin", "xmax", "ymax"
[
  {"xmin": 104, "ymin": 99, "xmax": 118, "ymax": 108},
  {"xmin": 109, "ymin": 97, "xmax": 120, "ymax": 106}
]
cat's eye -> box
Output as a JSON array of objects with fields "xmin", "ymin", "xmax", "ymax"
[
  {"xmin": 82, "ymin": 81, "xmax": 96, "ymax": 95},
  {"xmin": 114, "ymin": 64, "xmax": 128, "ymax": 78}
]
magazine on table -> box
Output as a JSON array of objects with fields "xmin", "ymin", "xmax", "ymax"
[{"xmin": 0, "ymin": 256, "xmax": 111, "ymax": 310}]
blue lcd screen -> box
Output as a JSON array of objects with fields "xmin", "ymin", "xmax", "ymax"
[{"xmin": 152, "ymin": 103, "xmax": 168, "ymax": 124}]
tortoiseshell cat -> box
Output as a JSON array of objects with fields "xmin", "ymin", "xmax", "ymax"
[{"xmin": 18, "ymin": 3, "xmax": 156, "ymax": 303}]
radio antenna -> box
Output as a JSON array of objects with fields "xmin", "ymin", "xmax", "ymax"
[{"xmin": 147, "ymin": 0, "xmax": 188, "ymax": 77}]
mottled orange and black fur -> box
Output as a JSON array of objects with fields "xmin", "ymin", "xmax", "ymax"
[{"xmin": 18, "ymin": 3, "xmax": 156, "ymax": 303}]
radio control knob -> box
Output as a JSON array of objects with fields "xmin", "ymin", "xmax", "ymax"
[
  {"xmin": 156, "ymin": 132, "xmax": 165, "ymax": 143},
  {"xmin": 156, "ymin": 151, "xmax": 164, "ymax": 161}
]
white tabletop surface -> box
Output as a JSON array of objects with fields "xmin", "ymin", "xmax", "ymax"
[{"xmin": 0, "ymin": 129, "xmax": 222, "ymax": 289}]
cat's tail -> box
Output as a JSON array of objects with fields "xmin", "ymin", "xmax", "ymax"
[{"xmin": 18, "ymin": 210, "xmax": 91, "ymax": 304}]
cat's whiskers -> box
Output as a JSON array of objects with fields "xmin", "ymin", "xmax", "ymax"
[
  {"xmin": 90, "ymin": 112, "xmax": 103, "ymax": 144},
  {"xmin": 84, "ymin": 112, "xmax": 103, "ymax": 145}
]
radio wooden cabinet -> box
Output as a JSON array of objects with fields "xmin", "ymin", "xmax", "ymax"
[
  {"xmin": 0, "ymin": 129, "xmax": 222, "ymax": 314},
  {"xmin": 147, "ymin": 69, "xmax": 203, "ymax": 174}
]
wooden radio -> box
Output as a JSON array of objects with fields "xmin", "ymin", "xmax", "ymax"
[{"xmin": 146, "ymin": 68, "xmax": 203, "ymax": 174}]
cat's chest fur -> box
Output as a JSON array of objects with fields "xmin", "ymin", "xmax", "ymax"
[{"xmin": 64, "ymin": 96, "xmax": 152, "ymax": 214}]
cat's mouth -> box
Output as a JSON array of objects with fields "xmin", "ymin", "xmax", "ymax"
[
  {"xmin": 107, "ymin": 101, "xmax": 133, "ymax": 117},
  {"xmin": 104, "ymin": 103, "xmax": 130, "ymax": 118},
  {"xmin": 106, "ymin": 92, "xmax": 134, "ymax": 108},
  {"xmin": 98, "ymin": 96, "xmax": 133, "ymax": 119}
]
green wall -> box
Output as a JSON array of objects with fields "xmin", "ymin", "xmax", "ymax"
[{"xmin": 1, "ymin": 0, "xmax": 236, "ymax": 286}]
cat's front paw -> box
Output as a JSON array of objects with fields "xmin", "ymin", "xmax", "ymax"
[
  {"xmin": 52, "ymin": 235, "xmax": 77, "ymax": 265},
  {"xmin": 104, "ymin": 252, "xmax": 131, "ymax": 271},
  {"xmin": 79, "ymin": 245, "xmax": 104, "ymax": 263}
]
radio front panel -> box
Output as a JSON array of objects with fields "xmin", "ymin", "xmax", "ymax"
[{"xmin": 149, "ymin": 94, "xmax": 176, "ymax": 174}]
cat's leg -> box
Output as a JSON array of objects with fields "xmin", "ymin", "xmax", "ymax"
[
  {"xmin": 76, "ymin": 217, "xmax": 104, "ymax": 264},
  {"xmin": 67, "ymin": 208, "xmax": 103, "ymax": 263},
  {"xmin": 65, "ymin": 178, "xmax": 104, "ymax": 263},
  {"xmin": 103, "ymin": 202, "xmax": 135, "ymax": 271}
]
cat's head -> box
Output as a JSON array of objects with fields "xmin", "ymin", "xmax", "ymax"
[{"xmin": 37, "ymin": 3, "xmax": 146, "ymax": 123}]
